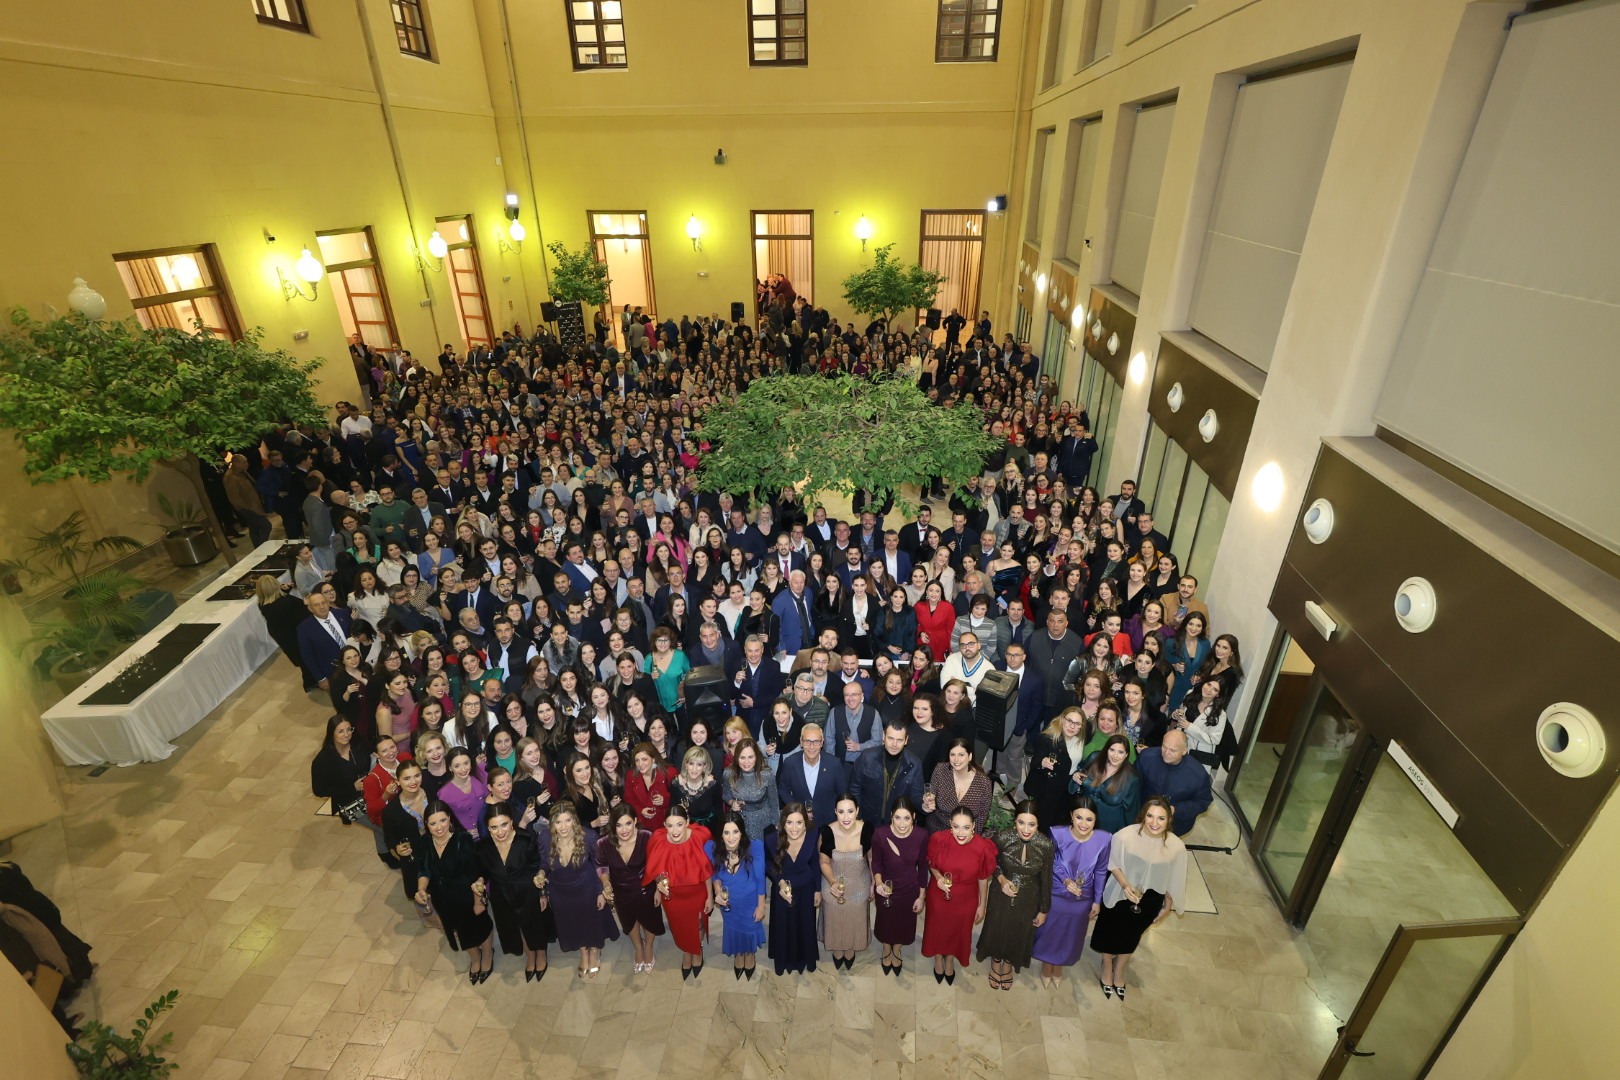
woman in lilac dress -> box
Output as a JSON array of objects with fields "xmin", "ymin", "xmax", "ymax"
[
  {"xmin": 869, "ymin": 796, "xmax": 929, "ymax": 977},
  {"xmin": 1031, "ymin": 794, "xmax": 1113, "ymax": 989},
  {"xmin": 535, "ymin": 802, "xmax": 620, "ymax": 977}
]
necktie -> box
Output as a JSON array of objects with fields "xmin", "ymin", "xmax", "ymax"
[
  {"xmin": 794, "ymin": 593, "xmax": 812, "ymax": 648},
  {"xmin": 324, "ymin": 617, "xmax": 344, "ymax": 644}
]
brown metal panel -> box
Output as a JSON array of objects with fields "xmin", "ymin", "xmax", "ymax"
[{"xmin": 1142, "ymin": 336, "xmax": 1257, "ymax": 500}]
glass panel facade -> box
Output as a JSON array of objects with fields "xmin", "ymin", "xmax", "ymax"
[{"xmin": 1231, "ymin": 635, "xmax": 1314, "ymax": 829}]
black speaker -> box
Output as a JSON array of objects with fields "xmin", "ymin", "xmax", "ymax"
[
  {"xmin": 554, "ymin": 301, "xmax": 586, "ymax": 352},
  {"xmin": 925, "ymin": 308, "xmax": 942, "ymax": 330},
  {"xmin": 541, "ymin": 301, "xmax": 559, "ymax": 322},
  {"xmin": 973, "ymin": 670, "xmax": 1019, "ymax": 751},
  {"xmin": 683, "ymin": 664, "xmax": 730, "ymax": 728},
  {"xmin": 730, "ymin": 301, "xmax": 746, "ymax": 323}
]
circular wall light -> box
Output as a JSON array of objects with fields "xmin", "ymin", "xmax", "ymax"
[
  {"xmin": 1251, "ymin": 462, "xmax": 1285, "ymax": 512},
  {"xmin": 1394, "ymin": 576, "xmax": 1437, "ymax": 633},
  {"xmin": 1091, "ymin": 319, "xmax": 1104, "ymax": 339},
  {"xmin": 1301, "ymin": 498, "xmax": 1335, "ymax": 544},
  {"xmin": 1198, "ymin": 409, "xmax": 1219, "ymax": 443},
  {"xmin": 1127, "ymin": 351, "xmax": 1147, "ymax": 385},
  {"xmin": 1166, "ymin": 382, "xmax": 1184, "ymax": 412},
  {"xmin": 1535, "ymin": 703, "xmax": 1607, "ymax": 778},
  {"xmin": 1035, "ymin": 272, "xmax": 1048, "ymax": 293},
  {"xmin": 1107, "ymin": 331, "xmax": 1120, "ymax": 355}
]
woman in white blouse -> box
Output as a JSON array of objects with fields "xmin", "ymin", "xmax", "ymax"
[{"xmin": 1088, "ymin": 797, "xmax": 1188, "ymax": 1000}]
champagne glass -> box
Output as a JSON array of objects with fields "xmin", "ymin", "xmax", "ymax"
[
  {"xmin": 878, "ymin": 879, "xmax": 893, "ymax": 908},
  {"xmin": 835, "ymin": 875, "xmax": 847, "ymax": 905},
  {"xmin": 941, "ymin": 872, "xmax": 953, "ymax": 899}
]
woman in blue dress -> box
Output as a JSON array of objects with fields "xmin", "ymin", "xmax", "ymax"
[
  {"xmin": 1163, "ymin": 612, "xmax": 1211, "ymax": 711},
  {"xmin": 535, "ymin": 802, "xmax": 620, "ymax": 978},
  {"xmin": 706, "ymin": 811, "xmax": 768, "ymax": 979},
  {"xmin": 767, "ymin": 802, "xmax": 821, "ymax": 975},
  {"xmin": 1031, "ymin": 793, "xmax": 1114, "ymax": 989}
]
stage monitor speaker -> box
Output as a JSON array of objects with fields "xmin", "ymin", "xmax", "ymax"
[
  {"xmin": 973, "ymin": 670, "xmax": 1019, "ymax": 751},
  {"xmin": 541, "ymin": 301, "xmax": 559, "ymax": 322},
  {"xmin": 683, "ymin": 664, "xmax": 730, "ymax": 727},
  {"xmin": 730, "ymin": 301, "xmax": 747, "ymax": 323},
  {"xmin": 925, "ymin": 308, "xmax": 943, "ymax": 330}
]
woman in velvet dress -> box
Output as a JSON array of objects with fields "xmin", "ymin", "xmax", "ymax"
[
  {"xmin": 1032, "ymin": 794, "xmax": 1113, "ymax": 989},
  {"xmin": 535, "ymin": 802, "xmax": 619, "ymax": 978},
  {"xmin": 644, "ymin": 804, "xmax": 715, "ymax": 979},
  {"xmin": 767, "ymin": 802, "xmax": 821, "ymax": 975},
  {"xmin": 707, "ymin": 811, "xmax": 768, "ymax": 979},
  {"xmin": 476, "ymin": 802, "xmax": 553, "ymax": 981},
  {"xmin": 975, "ymin": 800, "xmax": 1055, "ymax": 990},
  {"xmin": 869, "ymin": 796, "xmax": 928, "ymax": 977},
  {"xmin": 415, "ymin": 801, "xmax": 494, "ymax": 983},
  {"xmin": 921, "ymin": 805, "xmax": 997, "ymax": 985},
  {"xmin": 596, "ymin": 805, "xmax": 665, "ymax": 974}
]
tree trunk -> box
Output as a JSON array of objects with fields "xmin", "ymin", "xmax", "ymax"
[{"xmin": 160, "ymin": 454, "xmax": 233, "ymax": 557}]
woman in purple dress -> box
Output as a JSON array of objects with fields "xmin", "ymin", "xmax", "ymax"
[
  {"xmin": 870, "ymin": 796, "xmax": 929, "ymax": 977},
  {"xmin": 1031, "ymin": 794, "xmax": 1113, "ymax": 989},
  {"xmin": 597, "ymin": 805, "xmax": 665, "ymax": 973},
  {"xmin": 535, "ymin": 802, "xmax": 620, "ymax": 978}
]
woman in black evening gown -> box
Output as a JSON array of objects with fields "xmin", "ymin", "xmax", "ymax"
[{"xmin": 415, "ymin": 800, "xmax": 495, "ymax": 983}]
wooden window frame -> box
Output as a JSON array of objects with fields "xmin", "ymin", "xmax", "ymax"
[
  {"xmin": 316, "ymin": 226, "xmax": 399, "ymax": 349},
  {"xmin": 748, "ymin": 0, "xmax": 808, "ymax": 67},
  {"xmin": 437, "ymin": 215, "xmax": 493, "ymax": 348},
  {"xmin": 111, "ymin": 243, "xmax": 243, "ymax": 341},
  {"xmin": 254, "ymin": 0, "xmax": 310, "ymax": 32},
  {"xmin": 391, "ymin": 0, "xmax": 433, "ymax": 60},
  {"xmin": 936, "ymin": 0, "xmax": 1001, "ymax": 64},
  {"xmin": 917, "ymin": 209, "xmax": 987, "ymax": 325},
  {"xmin": 566, "ymin": 0, "xmax": 629, "ymax": 70},
  {"xmin": 750, "ymin": 210, "xmax": 815, "ymax": 308}
]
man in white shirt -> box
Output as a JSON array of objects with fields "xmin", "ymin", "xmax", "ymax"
[{"xmin": 939, "ymin": 632, "xmax": 992, "ymax": 706}]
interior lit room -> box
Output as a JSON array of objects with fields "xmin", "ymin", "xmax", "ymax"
[{"xmin": 1, "ymin": 2, "xmax": 1616, "ymax": 1078}]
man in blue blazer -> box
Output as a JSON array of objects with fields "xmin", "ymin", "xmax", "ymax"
[
  {"xmin": 770, "ymin": 569, "xmax": 816, "ymax": 657},
  {"xmin": 876, "ymin": 530, "xmax": 913, "ymax": 585},
  {"xmin": 776, "ymin": 723, "xmax": 846, "ymax": 828},
  {"xmin": 734, "ymin": 635, "xmax": 785, "ymax": 736},
  {"xmin": 296, "ymin": 592, "xmax": 353, "ymax": 691}
]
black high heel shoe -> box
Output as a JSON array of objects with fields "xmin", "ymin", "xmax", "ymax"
[
  {"xmin": 691, "ymin": 962, "xmax": 703, "ymax": 979},
  {"xmin": 933, "ymin": 969, "xmax": 945, "ymax": 985},
  {"xmin": 944, "ymin": 971, "xmax": 955, "ymax": 986},
  {"xmin": 525, "ymin": 970, "xmax": 536, "ymax": 983},
  {"xmin": 469, "ymin": 967, "xmax": 480, "ymax": 985}
]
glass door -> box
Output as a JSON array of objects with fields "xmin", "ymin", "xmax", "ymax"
[
  {"xmin": 1227, "ymin": 633, "xmax": 1316, "ymax": 832},
  {"xmin": 1251, "ymin": 681, "xmax": 1379, "ymax": 922},
  {"xmin": 1319, "ymin": 919, "xmax": 1520, "ymax": 1080}
]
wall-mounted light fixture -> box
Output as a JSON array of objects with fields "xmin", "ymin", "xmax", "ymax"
[
  {"xmin": 279, "ymin": 247, "xmax": 324, "ymax": 302},
  {"xmin": 1106, "ymin": 331, "xmax": 1120, "ymax": 355},
  {"xmin": 500, "ymin": 194, "xmax": 526, "ymax": 253},
  {"xmin": 1127, "ymin": 350, "xmax": 1148, "ymax": 385},
  {"xmin": 67, "ymin": 277, "xmax": 107, "ymax": 319},
  {"xmin": 1251, "ymin": 461, "xmax": 1285, "ymax": 511},
  {"xmin": 419, "ymin": 231, "xmax": 448, "ymax": 272},
  {"xmin": 1198, "ymin": 408, "xmax": 1219, "ymax": 443},
  {"xmin": 1035, "ymin": 272, "xmax": 1048, "ymax": 294},
  {"xmin": 686, "ymin": 214, "xmax": 704, "ymax": 251},
  {"xmin": 855, "ymin": 214, "xmax": 874, "ymax": 252},
  {"xmin": 1070, "ymin": 307, "xmax": 1086, "ymax": 329},
  {"xmin": 986, "ymin": 195, "xmax": 1008, "ymax": 214}
]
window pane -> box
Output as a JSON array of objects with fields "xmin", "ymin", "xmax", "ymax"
[
  {"xmin": 941, "ymin": 13, "xmax": 966, "ymax": 34},
  {"xmin": 1172, "ymin": 460, "xmax": 1211, "ymax": 555},
  {"xmin": 782, "ymin": 0, "xmax": 806, "ymax": 13},
  {"xmin": 1138, "ymin": 424, "xmax": 1169, "ymax": 509},
  {"xmin": 782, "ymin": 16, "xmax": 806, "ymax": 35},
  {"xmin": 603, "ymin": 23, "xmax": 624, "ymax": 41},
  {"xmin": 782, "ymin": 40, "xmax": 806, "ymax": 60},
  {"xmin": 576, "ymin": 23, "xmax": 599, "ymax": 41},
  {"xmin": 751, "ymin": 0, "xmax": 778, "ymax": 13},
  {"xmin": 571, "ymin": 1, "xmax": 596, "ymax": 18},
  {"xmin": 754, "ymin": 43, "xmax": 777, "ymax": 61},
  {"xmin": 1186, "ymin": 483, "xmax": 1229, "ymax": 591},
  {"xmin": 316, "ymin": 230, "xmax": 371, "ymax": 265},
  {"xmin": 971, "ymin": 37, "xmax": 996, "ymax": 58},
  {"xmin": 753, "ymin": 18, "xmax": 777, "ymax": 36},
  {"xmin": 599, "ymin": 0, "xmax": 620, "ymax": 17},
  {"xmin": 577, "ymin": 47, "xmax": 599, "ymax": 64},
  {"xmin": 940, "ymin": 38, "xmax": 965, "ymax": 59},
  {"xmin": 971, "ymin": 14, "xmax": 997, "ymax": 33}
]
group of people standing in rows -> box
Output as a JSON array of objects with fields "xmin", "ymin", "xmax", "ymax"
[{"xmin": 288, "ymin": 304, "xmax": 1231, "ymax": 994}]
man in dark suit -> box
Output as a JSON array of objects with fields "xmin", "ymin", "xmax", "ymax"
[
  {"xmin": 296, "ymin": 592, "xmax": 353, "ymax": 691},
  {"xmin": 770, "ymin": 569, "xmax": 816, "ymax": 657},
  {"xmin": 876, "ymin": 530, "xmax": 913, "ymax": 585},
  {"xmin": 1056, "ymin": 422, "xmax": 1099, "ymax": 487},
  {"xmin": 765, "ymin": 534, "xmax": 807, "ymax": 582},
  {"xmin": 733, "ymin": 635, "xmax": 784, "ymax": 736},
  {"xmin": 685, "ymin": 620, "xmax": 742, "ymax": 685},
  {"xmin": 999, "ymin": 641, "xmax": 1046, "ymax": 797},
  {"xmin": 1112, "ymin": 479, "xmax": 1145, "ymax": 541},
  {"xmin": 848, "ymin": 720, "xmax": 926, "ymax": 827},
  {"xmin": 403, "ymin": 487, "xmax": 446, "ymax": 552},
  {"xmin": 805, "ymin": 506, "xmax": 838, "ymax": 547},
  {"xmin": 445, "ymin": 578, "xmax": 500, "ymax": 628},
  {"xmin": 776, "ymin": 723, "xmax": 846, "ymax": 827},
  {"xmin": 897, "ymin": 506, "xmax": 934, "ymax": 562}
]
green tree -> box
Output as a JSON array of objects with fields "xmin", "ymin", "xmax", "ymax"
[
  {"xmin": 695, "ymin": 374, "xmax": 994, "ymax": 512},
  {"xmin": 840, "ymin": 243, "xmax": 946, "ymax": 331},
  {"xmin": 0, "ymin": 309, "xmax": 326, "ymax": 552},
  {"xmin": 545, "ymin": 241, "xmax": 612, "ymax": 306}
]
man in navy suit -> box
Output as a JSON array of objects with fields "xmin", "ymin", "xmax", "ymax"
[
  {"xmin": 765, "ymin": 534, "xmax": 806, "ymax": 582},
  {"xmin": 771, "ymin": 569, "xmax": 816, "ymax": 657},
  {"xmin": 296, "ymin": 592, "xmax": 354, "ymax": 691},
  {"xmin": 876, "ymin": 530, "xmax": 913, "ymax": 585},
  {"xmin": 848, "ymin": 720, "xmax": 926, "ymax": 827},
  {"xmin": 897, "ymin": 506, "xmax": 934, "ymax": 562},
  {"xmin": 776, "ymin": 723, "xmax": 846, "ymax": 828},
  {"xmin": 733, "ymin": 635, "xmax": 784, "ymax": 736},
  {"xmin": 1000, "ymin": 641, "xmax": 1046, "ymax": 797},
  {"xmin": 445, "ymin": 578, "xmax": 499, "ymax": 628}
]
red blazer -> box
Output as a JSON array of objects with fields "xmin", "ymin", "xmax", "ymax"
[
  {"xmin": 362, "ymin": 751, "xmax": 415, "ymax": 826},
  {"xmin": 914, "ymin": 601, "xmax": 957, "ymax": 663},
  {"xmin": 623, "ymin": 765, "xmax": 679, "ymax": 828}
]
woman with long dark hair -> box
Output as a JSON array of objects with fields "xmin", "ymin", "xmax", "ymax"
[
  {"xmin": 870, "ymin": 796, "xmax": 928, "ymax": 976},
  {"xmin": 766, "ymin": 802, "xmax": 821, "ymax": 975},
  {"xmin": 1075, "ymin": 734, "xmax": 1142, "ymax": 833},
  {"xmin": 414, "ymin": 800, "xmax": 494, "ymax": 983},
  {"xmin": 644, "ymin": 803, "xmax": 714, "ymax": 979},
  {"xmin": 1032, "ymin": 794, "xmax": 1114, "ymax": 989},
  {"xmin": 596, "ymin": 805, "xmax": 665, "ymax": 974},
  {"xmin": 476, "ymin": 802, "xmax": 554, "ymax": 981},
  {"xmin": 707, "ymin": 811, "xmax": 768, "ymax": 979},
  {"xmin": 975, "ymin": 799, "xmax": 1055, "ymax": 990},
  {"xmin": 921, "ymin": 805, "xmax": 996, "ymax": 985}
]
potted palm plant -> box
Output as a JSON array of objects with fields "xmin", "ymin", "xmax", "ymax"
[{"xmin": 152, "ymin": 493, "xmax": 217, "ymax": 567}]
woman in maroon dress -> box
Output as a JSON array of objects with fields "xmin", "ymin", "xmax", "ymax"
[
  {"xmin": 921, "ymin": 805, "xmax": 996, "ymax": 984},
  {"xmin": 870, "ymin": 796, "xmax": 929, "ymax": 976},
  {"xmin": 596, "ymin": 805, "xmax": 665, "ymax": 973},
  {"xmin": 644, "ymin": 804, "xmax": 715, "ymax": 979}
]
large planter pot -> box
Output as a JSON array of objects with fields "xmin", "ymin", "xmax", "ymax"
[{"xmin": 162, "ymin": 526, "xmax": 217, "ymax": 567}]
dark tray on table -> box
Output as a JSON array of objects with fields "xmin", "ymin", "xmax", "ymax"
[{"xmin": 82, "ymin": 623, "xmax": 221, "ymax": 706}]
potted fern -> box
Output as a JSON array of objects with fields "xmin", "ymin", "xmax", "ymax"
[
  {"xmin": 67, "ymin": 989, "xmax": 180, "ymax": 1079},
  {"xmin": 152, "ymin": 493, "xmax": 217, "ymax": 567}
]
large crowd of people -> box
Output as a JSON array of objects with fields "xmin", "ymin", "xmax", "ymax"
[{"xmin": 271, "ymin": 304, "xmax": 1241, "ymax": 991}]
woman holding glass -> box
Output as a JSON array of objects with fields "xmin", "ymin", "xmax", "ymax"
[
  {"xmin": 975, "ymin": 800, "xmax": 1054, "ymax": 990},
  {"xmin": 596, "ymin": 805, "xmax": 665, "ymax": 974},
  {"xmin": 870, "ymin": 796, "xmax": 928, "ymax": 977},
  {"xmin": 644, "ymin": 804, "xmax": 714, "ymax": 980},
  {"xmin": 415, "ymin": 800, "xmax": 494, "ymax": 983},
  {"xmin": 475, "ymin": 802, "xmax": 553, "ymax": 981},
  {"xmin": 1090, "ymin": 796, "xmax": 1188, "ymax": 1000},
  {"xmin": 766, "ymin": 802, "xmax": 821, "ymax": 975},
  {"xmin": 818, "ymin": 794, "xmax": 874, "ymax": 971},
  {"xmin": 1032, "ymin": 793, "xmax": 1113, "ymax": 988},
  {"xmin": 921, "ymin": 805, "xmax": 996, "ymax": 985},
  {"xmin": 706, "ymin": 811, "xmax": 768, "ymax": 980},
  {"xmin": 536, "ymin": 802, "xmax": 619, "ymax": 978}
]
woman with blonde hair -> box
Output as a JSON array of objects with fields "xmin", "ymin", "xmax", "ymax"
[
  {"xmin": 535, "ymin": 801, "xmax": 619, "ymax": 978},
  {"xmin": 673, "ymin": 744, "xmax": 722, "ymax": 832},
  {"xmin": 1025, "ymin": 707, "xmax": 1089, "ymax": 829}
]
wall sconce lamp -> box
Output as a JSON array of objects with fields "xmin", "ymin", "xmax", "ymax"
[
  {"xmin": 419, "ymin": 230, "xmax": 448, "ymax": 272},
  {"xmin": 686, "ymin": 214, "xmax": 704, "ymax": 251},
  {"xmin": 855, "ymin": 214, "xmax": 875, "ymax": 252},
  {"xmin": 500, "ymin": 194, "xmax": 526, "ymax": 253},
  {"xmin": 986, "ymin": 195, "xmax": 1008, "ymax": 214},
  {"xmin": 279, "ymin": 247, "xmax": 324, "ymax": 302},
  {"xmin": 67, "ymin": 277, "xmax": 108, "ymax": 319}
]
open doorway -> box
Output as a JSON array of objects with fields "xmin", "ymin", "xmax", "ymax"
[{"xmin": 588, "ymin": 211, "xmax": 656, "ymax": 347}]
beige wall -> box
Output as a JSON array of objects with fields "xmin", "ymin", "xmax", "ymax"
[
  {"xmin": 0, "ymin": 598, "xmax": 64, "ymax": 840},
  {"xmin": 0, "ymin": 957, "xmax": 77, "ymax": 1080}
]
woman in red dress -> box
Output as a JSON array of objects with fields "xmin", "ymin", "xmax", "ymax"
[
  {"xmin": 644, "ymin": 804, "xmax": 714, "ymax": 979},
  {"xmin": 624, "ymin": 742, "xmax": 678, "ymax": 829},
  {"xmin": 921, "ymin": 805, "xmax": 997, "ymax": 984},
  {"xmin": 914, "ymin": 581, "xmax": 957, "ymax": 664}
]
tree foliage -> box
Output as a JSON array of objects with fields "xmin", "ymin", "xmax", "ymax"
[
  {"xmin": 840, "ymin": 244, "xmax": 946, "ymax": 330},
  {"xmin": 545, "ymin": 241, "xmax": 612, "ymax": 306},
  {"xmin": 0, "ymin": 309, "xmax": 325, "ymax": 485},
  {"xmin": 696, "ymin": 374, "xmax": 994, "ymax": 511}
]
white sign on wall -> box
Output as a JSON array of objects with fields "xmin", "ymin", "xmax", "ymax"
[{"xmin": 1386, "ymin": 741, "xmax": 1460, "ymax": 828}]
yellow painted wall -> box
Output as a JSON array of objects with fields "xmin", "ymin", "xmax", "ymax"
[{"xmin": 0, "ymin": 957, "xmax": 77, "ymax": 1080}]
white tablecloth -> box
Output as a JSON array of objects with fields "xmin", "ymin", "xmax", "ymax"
[{"xmin": 40, "ymin": 541, "xmax": 286, "ymax": 767}]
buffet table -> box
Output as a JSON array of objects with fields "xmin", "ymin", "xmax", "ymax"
[{"xmin": 40, "ymin": 541, "xmax": 294, "ymax": 767}]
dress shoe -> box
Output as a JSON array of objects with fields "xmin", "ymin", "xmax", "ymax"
[
  {"xmin": 682, "ymin": 966, "xmax": 692, "ymax": 981},
  {"xmin": 934, "ymin": 970, "xmax": 945, "ymax": 985},
  {"xmin": 525, "ymin": 970, "xmax": 536, "ymax": 983},
  {"xmin": 944, "ymin": 971, "xmax": 955, "ymax": 986},
  {"xmin": 691, "ymin": 963, "xmax": 703, "ymax": 978},
  {"xmin": 468, "ymin": 968, "xmax": 480, "ymax": 984},
  {"xmin": 744, "ymin": 968, "xmax": 754, "ymax": 981}
]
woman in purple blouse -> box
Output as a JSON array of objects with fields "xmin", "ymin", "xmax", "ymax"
[
  {"xmin": 1031, "ymin": 794, "xmax": 1113, "ymax": 989},
  {"xmin": 437, "ymin": 747, "xmax": 491, "ymax": 838}
]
